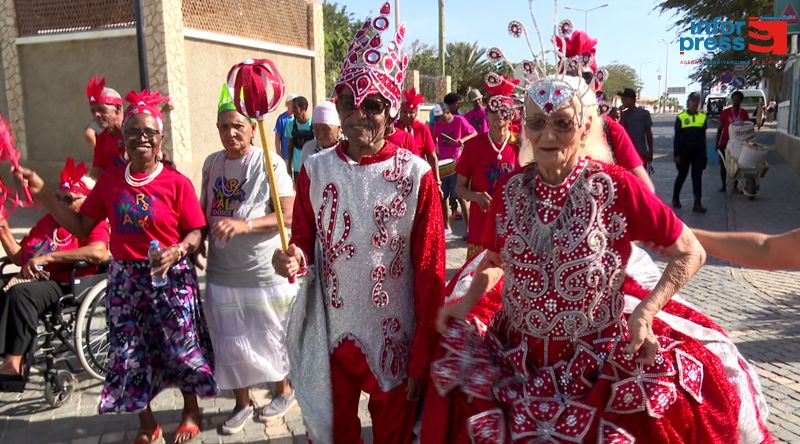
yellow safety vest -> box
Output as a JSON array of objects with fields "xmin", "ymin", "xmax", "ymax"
[{"xmin": 678, "ymin": 111, "xmax": 707, "ymax": 128}]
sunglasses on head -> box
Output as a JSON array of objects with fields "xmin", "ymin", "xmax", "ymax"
[
  {"xmin": 55, "ymin": 194, "xmax": 85, "ymax": 204},
  {"xmin": 124, "ymin": 128, "xmax": 161, "ymax": 140},
  {"xmin": 525, "ymin": 115, "xmax": 578, "ymax": 133},
  {"xmin": 339, "ymin": 96, "xmax": 389, "ymax": 116}
]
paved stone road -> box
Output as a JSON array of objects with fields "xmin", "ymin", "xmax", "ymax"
[{"xmin": 2, "ymin": 115, "xmax": 800, "ymax": 443}]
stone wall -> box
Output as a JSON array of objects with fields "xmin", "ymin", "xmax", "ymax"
[{"xmin": 182, "ymin": 38, "xmax": 314, "ymax": 189}]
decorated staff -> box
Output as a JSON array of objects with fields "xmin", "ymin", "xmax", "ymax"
[{"xmin": 226, "ymin": 59, "xmax": 292, "ymax": 266}]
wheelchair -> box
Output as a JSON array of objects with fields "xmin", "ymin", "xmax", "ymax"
[{"xmin": 0, "ymin": 258, "xmax": 110, "ymax": 408}]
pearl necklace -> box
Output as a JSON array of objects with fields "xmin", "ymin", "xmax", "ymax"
[
  {"xmin": 50, "ymin": 227, "xmax": 73, "ymax": 249},
  {"xmin": 488, "ymin": 131, "xmax": 511, "ymax": 160},
  {"xmin": 125, "ymin": 161, "xmax": 164, "ymax": 187}
]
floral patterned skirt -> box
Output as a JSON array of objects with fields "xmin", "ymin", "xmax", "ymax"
[{"xmin": 98, "ymin": 259, "xmax": 217, "ymax": 414}]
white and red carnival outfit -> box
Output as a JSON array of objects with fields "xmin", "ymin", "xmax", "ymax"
[
  {"xmin": 426, "ymin": 159, "xmax": 772, "ymax": 443},
  {"xmin": 285, "ymin": 3, "xmax": 446, "ymax": 443},
  {"xmin": 423, "ymin": 7, "xmax": 772, "ymax": 443}
]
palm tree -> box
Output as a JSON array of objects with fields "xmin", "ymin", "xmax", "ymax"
[{"xmin": 445, "ymin": 41, "xmax": 491, "ymax": 96}]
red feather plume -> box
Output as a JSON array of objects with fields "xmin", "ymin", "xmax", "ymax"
[
  {"xmin": 124, "ymin": 89, "xmax": 169, "ymax": 120},
  {"xmin": 402, "ymin": 88, "xmax": 425, "ymax": 109},
  {"xmin": 60, "ymin": 157, "xmax": 90, "ymax": 194},
  {"xmin": 0, "ymin": 115, "xmax": 31, "ymax": 217},
  {"xmin": 85, "ymin": 76, "xmax": 105, "ymax": 102},
  {"xmin": 484, "ymin": 75, "xmax": 519, "ymax": 98},
  {"xmin": 554, "ymin": 30, "xmax": 598, "ymax": 72}
]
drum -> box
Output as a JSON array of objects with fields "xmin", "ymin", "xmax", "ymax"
[
  {"xmin": 438, "ymin": 158, "xmax": 456, "ymax": 178},
  {"xmin": 730, "ymin": 121, "xmax": 755, "ymax": 142}
]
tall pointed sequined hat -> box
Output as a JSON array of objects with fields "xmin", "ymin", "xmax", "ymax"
[{"xmin": 335, "ymin": 1, "xmax": 408, "ymax": 118}]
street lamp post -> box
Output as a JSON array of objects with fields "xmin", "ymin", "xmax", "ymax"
[
  {"xmin": 564, "ymin": 3, "xmax": 608, "ymax": 34},
  {"xmin": 659, "ymin": 38, "xmax": 669, "ymax": 113},
  {"xmin": 638, "ymin": 61, "xmax": 651, "ymax": 95}
]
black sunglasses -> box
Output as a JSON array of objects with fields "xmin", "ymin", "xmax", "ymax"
[
  {"xmin": 124, "ymin": 128, "xmax": 161, "ymax": 140},
  {"xmin": 55, "ymin": 194, "xmax": 85, "ymax": 204},
  {"xmin": 339, "ymin": 96, "xmax": 389, "ymax": 116}
]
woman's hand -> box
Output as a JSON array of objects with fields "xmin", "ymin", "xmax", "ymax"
[
  {"xmin": 471, "ymin": 191, "xmax": 492, "ymax": 211},
  {"xmin": 150, "ymin": 244, "xmax": 183, "ymax": 278},
  {"xmin": 211, "ymin": 219, "xmax": 248, "ymax": 243},
  {"xmin": 192, "ymin": 240, "xmax": 207, "ymax": 271},
  {"xmin": 12, "ymin": 166, "xmax": 45, "ymax": 198},
  {"xmin": 21, "ymin": 255, "xmax": 49, "ymax": 279},
  {"xmin": 272, "ymin": 244, "xmax": 303, "ymax": 278},
  {"xmin": 623, "ymin": 308, "xmax": 659, "ymax": 366},
  {"xmin": 436, "ymin": 302, "xmax": 471, "ymax": 334}
]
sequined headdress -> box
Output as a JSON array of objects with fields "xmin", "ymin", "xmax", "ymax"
[
  {"xmin": 483, "ymin": 0, "xmax": 607, "ymax": 121},
  {"xmin": 335, "ymin": 2, "xmax": 408, "ymax": 118}
]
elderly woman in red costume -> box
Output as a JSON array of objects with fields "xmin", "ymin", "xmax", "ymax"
[
  {"xmin": 0, "ymin": 158, "xmax": 109, "ymax": 390},
  {"xmin": 16, "ymin": 90, "xmax": 216, "ymax": 444},
  {"xmin": 426, "ymin": 10, "xmax": 772, "ymax": 444}
]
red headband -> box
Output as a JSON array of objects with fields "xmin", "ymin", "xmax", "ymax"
[
  {"xmin": 86, "ymin": 76, "xmax": 122, "ymax": 106},
  {"xmin": 124, "ymin": 89, "xmax": 169, "ymax": 129},
  {"xmin": 402, "ymin": 88, "xmax": 425, "ymax": 110},
  {"xmin": 59, "ymin": 157, "xmax": 93, "ymax": 195}
]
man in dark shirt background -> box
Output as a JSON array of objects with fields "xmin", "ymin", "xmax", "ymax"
[{"xmin": 618, "ymin": 88, "xmax": 654, "ymax": 171}]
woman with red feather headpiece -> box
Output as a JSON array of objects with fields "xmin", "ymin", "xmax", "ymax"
[
  {"xmin": 15, "ymin": 90, "xmax": 216, "ymax": 444},
  {"xmin": 0, "ymin": 158, "xmax": 109, "ymax": 391}
]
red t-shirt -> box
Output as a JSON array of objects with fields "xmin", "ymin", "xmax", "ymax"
[
  {"xmin": 397, "ymin": 120, "xmax": 436, "ymax": 157},
  {"xmin": 456, "ymin": 133, "xmax": 518, "ymax": 244},
  {"xmin": 385, "ymin": 128, "xmax": 419, "ymax": 156},
  {"xmin": 80, "ymin": 164, "xmax": 206, "ymax": 260},
  {"xmin": 718, "ymin": 107, "xmax": 750, "ymax": 147},
  {"xmin": 20, "ymin": 214, "xmax": 110, "ymax": 282},
  {"xmin": 481, "ymin": 162, "xmax": 682, "ymax": 252},
  {"xmin": 92, "ymin": 129, "xmax": 126, "ymax": 171},
  {"xmin": 603, "ymin": 115, "xmax": 644, "ymax": 170}
]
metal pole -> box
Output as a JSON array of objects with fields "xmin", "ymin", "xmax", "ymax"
[
  {"xmin": 134, "ymin": 0, "xmax": 149, "ymax": 90},
  {"xmin": 394, "ymin": 0, "xmax": 399, "ymax": 33},
  {"xmin": 438, "ymin": 0, "xmax": 445, "ymax": 76},
  {"xmin": 585, "ymin": 11, "xmax": 588, "ymax": 34},
  {"xmin": 663, "ymin": 42, "xmax": 669, "ymax": 113}
]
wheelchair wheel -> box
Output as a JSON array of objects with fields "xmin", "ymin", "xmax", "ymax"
[
  {"xmin": 74, "ymin": 279, "xmax": 109, "ymax": 381},
  {"xmin": 44, "ymin": 370, "xmax": 76, "ymax": 408}
]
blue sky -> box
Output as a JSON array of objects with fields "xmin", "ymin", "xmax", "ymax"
[{"xmin": 335, "ymin": 0, "xmax": 699, "ymax": 101}]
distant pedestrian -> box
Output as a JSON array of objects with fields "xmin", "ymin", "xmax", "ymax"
[
  {"xmin": 273, "ymin": 93, "xmax": 297, "ymax": 159},
  {"xmin": 716, "ymin": 90, "xmax": 749, "ymax": 192},
  {"xmin": 85, "ymin": 76, "xmax": 125, "ymax": 178},
  {"xmin": 767, "ymin": 97, "xmax": 777, "ymax": 122},
  {"xmin": 300, "ymin": 101, "xmax": 341, "ymax": 165},
  {"xmin": 463, "ymin": 88, "xmax": 489, "ymax": 134},
  {"xmin": 618, "ymin": 87, "xmax": 654, "ymax": 170},
  {"xmin": 285, "ymin": 96, "xmax": 313, "ymax": 182},
  {"xmin": 672, "ymin": 92, "xmax": 708, "ymax": 213},
  {"xmin": 397, "ymin": 88, "xmax": 441, "ymax": 184}
]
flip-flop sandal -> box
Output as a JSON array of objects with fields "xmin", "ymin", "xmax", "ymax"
[
  {"xmin": 131, "ymin": 424, "xmax": 162, "ymax": 444},
  {"xmin": 173, "ymin": 412, "xmax": 201, "ymax": 444}
]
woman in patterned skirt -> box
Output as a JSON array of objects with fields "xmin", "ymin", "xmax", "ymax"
[{"xmin": 15, "ymin": 90, "xmax": 216, "ymax": 444}]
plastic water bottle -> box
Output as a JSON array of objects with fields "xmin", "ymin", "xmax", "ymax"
[{"xmin": 148, "ymin": 240, "xmax": 168, "ymax": 288}]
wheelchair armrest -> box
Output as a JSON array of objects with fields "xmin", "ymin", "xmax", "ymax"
[
  {"xmin": 73, "ymin": 261, "xmax": 92, "ymax": 269},
  {"xmin": 0, "ymin": 256, "xmax": 15, "ymax": 276}
]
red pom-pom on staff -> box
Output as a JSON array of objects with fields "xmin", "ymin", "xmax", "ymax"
[{"xmin": 0, "ymin": 116, "xmax": 32, "ymax": 216}]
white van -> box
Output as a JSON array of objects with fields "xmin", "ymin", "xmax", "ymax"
[{"xmin": 727, "ymin": 89, "xmax": 766, "ymax": 123}]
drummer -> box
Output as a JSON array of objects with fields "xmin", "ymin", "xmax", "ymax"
[{"xmin": 432, "ymin": 102, "xmax": 476, "ymax": 237}]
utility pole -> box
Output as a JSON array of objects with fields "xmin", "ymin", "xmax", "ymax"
[
  {"xmin": 438, "ymin": 0, "xmax": 445, "ymax": 76},
  {"xmin": 394, "ymin": 0, "xmax": 399, "ymax": 33},
  {"xmin": 660, "ymin": 39, "xmax": 670, "ymax": 113}
]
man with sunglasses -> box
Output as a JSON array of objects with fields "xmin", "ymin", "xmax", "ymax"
[{"xmin": 272, "ymin": 5, "xmax": 446, "ymax": 443}]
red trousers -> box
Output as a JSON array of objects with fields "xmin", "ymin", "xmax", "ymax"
[{"xmin": 330, "ymin": 339, "xmax": 417, "ymax": 444}]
